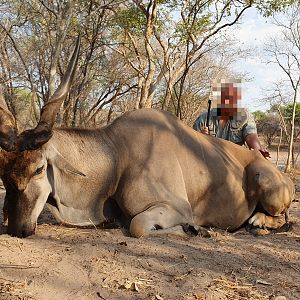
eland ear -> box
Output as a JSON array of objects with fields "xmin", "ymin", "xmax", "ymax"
[
  {"xmin": 45, "ymin": 144, "xmax": 86, "ymax": 177},
  {"xmin": 0, "ymin": 86, "xmax": 18, "ymax": 151}
]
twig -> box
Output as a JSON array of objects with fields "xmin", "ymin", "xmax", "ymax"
[
  {"xmin": 88, "ymin": 218, "xmax": 98, "ymax": 230},
  {"xmin": 16, "ymin": 239, "xmax": 23, "ymax": 252},
  {"xmin": 256, "ymin": 279, "xmax": 272, "ymax": 286},
  {"xmin": 0, "ymin": 264, "xmax": 40, "ymax": 269},
  {"xmin": 174, "ymin": 268, "xmax": 193, "ymax": 281},
  {"xmin": 289, "ymin": 264, "xmax": 300, "ymax": 273}
]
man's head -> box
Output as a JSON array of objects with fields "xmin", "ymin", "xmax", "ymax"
[{"xmin": 211, "ymin": 79, "xmax": 242, "ymax": 119}]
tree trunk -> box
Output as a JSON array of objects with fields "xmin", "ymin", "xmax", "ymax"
[
  {"xmin": 275, "ymin": 127, "xmax": 282, "ymax": 168},
  {"xmin": 137, "ymin": 0, "xmax": 158, "ymax": 108},
  {"xmin": 285, "ymin": 91, "xmax": 297, "ymax": 172}
]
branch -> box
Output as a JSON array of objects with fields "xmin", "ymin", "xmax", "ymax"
[
  {"xmin": 194, "ymin": 1, "xmax": 253, "ymax": 54},
  {"xmin": 0, "ymin": 22, "xmax": 33, "ymax": 88},
  {"xmin": 38, "ymin": 0, "xmax": 57, "ymax": 17}
]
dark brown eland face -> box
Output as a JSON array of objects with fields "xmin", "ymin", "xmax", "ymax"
[
  {"xmin": 0, "ymin": 37, "xmax": 80, "ymax": 237},
  {"xmin": 2, "ymin": 150, "xmax": 50, "ymax": 237}
]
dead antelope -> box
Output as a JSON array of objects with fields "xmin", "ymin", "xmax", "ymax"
[{"xmin": 0, "ymin": 39, "xmax": 294, "ymax": 238}]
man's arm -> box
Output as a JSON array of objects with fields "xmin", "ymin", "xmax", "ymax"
[
  {"xmin": 245, "ymin": 133, "xmax": 270, "ymax": 158},
  {"xmin": 245, "ymin": 133, "xmax": 261, "ymax": 149},
  {"xmin": 242, "ymin": 110, "xmax": 270, "ymax": 158}
]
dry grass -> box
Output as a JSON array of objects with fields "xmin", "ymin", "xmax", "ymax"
[
  {"xmin": 210, "ymin": 276, "xmax": 269, "ymax": 300},
  {"xmin": 0, "ymin": 277, "xmax": 34, "ymax": 300}
]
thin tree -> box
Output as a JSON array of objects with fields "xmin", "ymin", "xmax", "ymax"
[{"xmin": 265, "ymin": 6, "xmax": 300, "ymax": 172}]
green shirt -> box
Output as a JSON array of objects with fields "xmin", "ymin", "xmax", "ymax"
[{"xmin": 193, "ymin": 108, "xmax": 257, "ymax": 146}]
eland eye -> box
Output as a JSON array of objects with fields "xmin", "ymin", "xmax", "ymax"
[{"xmin": 34, "ymin": 166, "xmax": 44, "ymax": 176}]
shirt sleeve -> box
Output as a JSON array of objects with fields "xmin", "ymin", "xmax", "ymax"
[
  {"xmin": 242, "ymin": 110, "xmax": 257, "ymax": 138},
  {"xmin": 193, "ymin": 112, "xmax": 207, "ymax": 131}
]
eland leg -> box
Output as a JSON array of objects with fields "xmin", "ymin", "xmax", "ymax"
[
  {"xmin": 129, "ymin": 204, "xmax": 210, "ymax": 238},
  {"xmin": 248, "ymin": 212, "xmax": 286, "ymax": 229},
  {"xmin": 247, "ymin": 212, "xmax": 292, "ymax": 235}
]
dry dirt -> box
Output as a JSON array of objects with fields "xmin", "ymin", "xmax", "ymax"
[{"xmin": 0, "ymin": 158, "xmax": 299, "ymax": 300}]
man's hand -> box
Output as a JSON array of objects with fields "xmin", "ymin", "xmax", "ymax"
[
  {"xmin": 201, "ymin": 126, "xmax": 209, "ymax": 135},
  {"xmin": 259, "ymin": 149, "xmax": 271, "ymax": 159},
  {"xmin": 245, "ymin": 134, "xmax": 270, "ymax": 158}
]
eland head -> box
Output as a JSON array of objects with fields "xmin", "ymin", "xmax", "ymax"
[{"xmin": 0, "ymin": 38, "xmax": 80, "ymax": 237}]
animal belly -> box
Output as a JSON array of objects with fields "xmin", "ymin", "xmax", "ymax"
[
  {"xmin": 46, "ymin": 201, "xmax": 104, "ymax": 226},
  {"xmin": 193, "ymin": 195, "xmax": 253, "ymax": 230},
  {"xmin": 196, "ymin": 210, "xmax": 245, "ymax": 230}
]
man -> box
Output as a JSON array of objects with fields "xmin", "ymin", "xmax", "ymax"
[{"xmin": 193, "ymin": 80, "xmax": 270, "ymax": 158}]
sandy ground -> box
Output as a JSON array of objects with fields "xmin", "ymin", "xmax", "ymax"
[{"xmin": 0, "ymin": 156, "xmax": 299, "ymax": 300}]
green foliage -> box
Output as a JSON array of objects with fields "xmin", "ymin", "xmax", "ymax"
[
  {"xmin": 14, "ymin": 88, "xmax": 31, "ymax": 104},
  {"xmin": 109, "ymin": 2, "xmax": 173, "ymax": 37},
  {"xmin": 110, "ymin": 6, "xmax": 147, "ymax": 35},
  {"xmin": 283, "ymin": 103, "xmax": 300, "ymax": 125},
  {"xmin": 254, "ymin": 0, "xmax": 298, "ymax": 16},
  {"xmin": 174, "ymin": 13, "xmax": 212, "ymax": 42},
  {"xmin": 253, "ymin": 110, "xmax": 267, "ymax": 121},
  {"xmin": 170, "ymin": 1, "xmax": 214, "ymax": 47}
]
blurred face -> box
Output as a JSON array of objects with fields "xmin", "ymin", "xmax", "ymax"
[{"xmin": 217, "ymin": 83, "xmax": 241, "ymax": 118}]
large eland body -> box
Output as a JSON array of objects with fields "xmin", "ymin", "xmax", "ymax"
[{"xmin": 2, "ymin": 108, "xmax": 294, "ymax": 237}]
